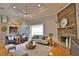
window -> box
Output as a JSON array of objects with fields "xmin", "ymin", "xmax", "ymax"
[{"xmin": 31, "ymin": 24, "xmax": 43, "ymax": 37}]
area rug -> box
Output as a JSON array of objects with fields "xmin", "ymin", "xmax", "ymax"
[{"xmin": 9, "ymin": 43, "xmax": 52, "ymax": 56}]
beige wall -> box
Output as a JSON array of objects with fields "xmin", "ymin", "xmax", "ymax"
[
  {"xmin": 44, "ymin": 15, "xmax": 58, "ymax": 40},
  {"xmin": 27, "ymin": 15, "xmax": 58, "ymax": 40}
]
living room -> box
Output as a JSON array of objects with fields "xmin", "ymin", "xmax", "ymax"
[{"xmin": 0, "ymin": 3, "xmax": 79, "ymax": 56}]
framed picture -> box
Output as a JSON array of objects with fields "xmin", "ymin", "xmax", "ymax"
[
  {"xmin": 1, "ymin": 16, "xmax": 8, "ymax": 23},
  {"xmin": 9, "ymin": 26, "xmax": 18, "ymax": 34}
]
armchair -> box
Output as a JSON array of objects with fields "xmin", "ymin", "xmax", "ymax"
[{"xmin": 5, "ymin": 36, "xmax": 16, "ymax": 45}]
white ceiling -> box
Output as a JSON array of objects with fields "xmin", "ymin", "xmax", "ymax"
[{"xmin": 0, "ymin": 3, "xmax": 69, "ymax": 23}]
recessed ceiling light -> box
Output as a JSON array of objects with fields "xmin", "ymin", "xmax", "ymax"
[
  {"xmin": 13, "ymin": 6, "xmax": 16, "ymax": 8},
  {"xmin": 38, "ymin": 4, "xmax": 41, "ymax": 7}
]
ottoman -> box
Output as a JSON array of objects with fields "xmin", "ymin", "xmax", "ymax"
[{"xmin": 5, "ymin": 44, "xmax": 16, "ymax": 52}]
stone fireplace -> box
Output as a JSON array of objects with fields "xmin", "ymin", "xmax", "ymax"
[{"xmin": 57, "ymin": 4, "xmax": 77, "ymax": 48}]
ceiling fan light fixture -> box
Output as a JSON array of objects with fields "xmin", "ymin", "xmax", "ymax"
[
  {"xmin": 24, "ymin": 14, "xmax": 27, "ymax": 17},
  {"xmin": 22, "ymin": 10, "xmax": 26, "ymax": 13},
  {"xmin": 24, "ymin": 14, "xmax": 32, "ymax": 17}
]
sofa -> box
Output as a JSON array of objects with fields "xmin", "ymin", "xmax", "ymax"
[
  {"xmin": 5, "ymin": 35, "xmax": 28, "ymax": 45},
  {"xmin": 32, "ymin": 35, "xmax": 48, "ymax": 45}
]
